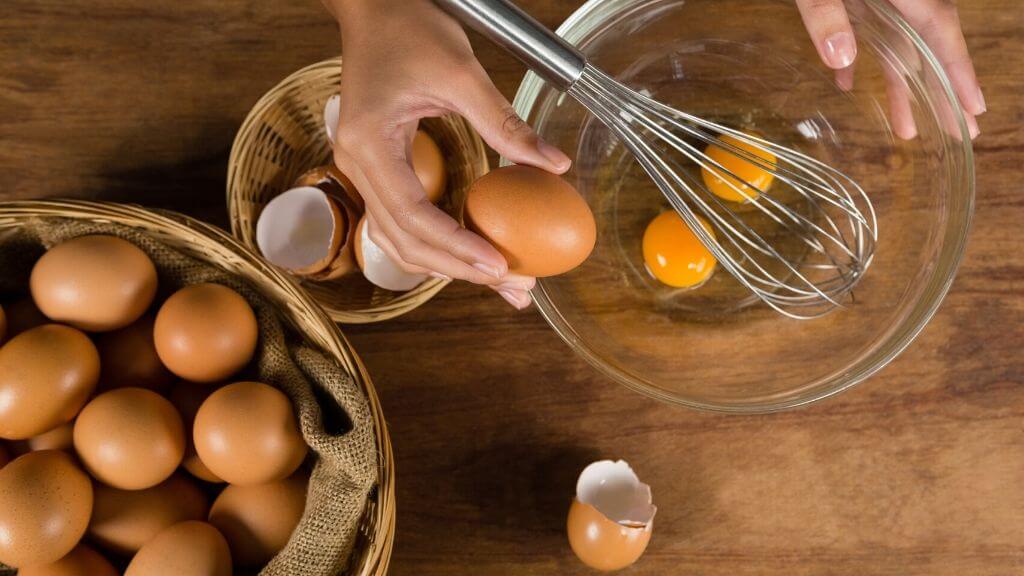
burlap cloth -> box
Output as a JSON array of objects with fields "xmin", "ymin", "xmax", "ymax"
[{"xmin": 0, "ymin": 218, "xmax": 378, "ymax": 575}]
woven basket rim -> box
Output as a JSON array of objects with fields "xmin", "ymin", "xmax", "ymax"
[
  {"xmin": 0, "ymin": 199, "xmax": 395, "ymax": 576},
  {"xmin": 226, "ymin": 55, "xmax": 489, "ymax": 324}
]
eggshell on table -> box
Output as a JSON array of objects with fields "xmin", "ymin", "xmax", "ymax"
[
  {"xmin": 208, "ymin": 472, "xmax": 308, "ymax": 566},
  {"xmin": 153, "ymin": 283, "xmax": 258, "ymax": 383},
  {"xmin": 193, "ymin": 382, "xmax": 307, "ymax": 486},
  {"xmin": 95, "ymin": 314, "xmax": 175, "ymax": 392},
  {"xmin": 0, "ymin": 325, "xmax": 100, "ymax": 440},
  {"xmin": 73, "ymin": 388, "xmax": 185, "ymax": 490},
  {"xmin": 30, "ymin": 235, "xmax": 158, "ymax": 332},
  {"xmin": 167, "ymin": 381, "xmax": 224, "ymax": 483},
  {"xmin": 124, "ymin": 521, "xmax": 232, "ymax": 576},
  {"xmin": 465, "ymin": 165, "xmax": 596, "ymax": 277},
  {"xmin": 88, "ymin": 472, "xmax": 209, "ymax": 556},
  {"xmin": 0, "ymin": 450, "xmax": 93, "ymax": 567},
  {"xmin": 17, "ymin": 544, "xmax": 117, "ymax": 576}
]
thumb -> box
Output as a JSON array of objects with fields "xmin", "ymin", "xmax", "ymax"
[{"xmin": 457, "ymin": 72, "xmax": 572, "ymax": 174}]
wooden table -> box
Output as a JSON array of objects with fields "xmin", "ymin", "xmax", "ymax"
[{"xmin": 1, "ymin": 1, "xmax": 1021, "ymax": 574}]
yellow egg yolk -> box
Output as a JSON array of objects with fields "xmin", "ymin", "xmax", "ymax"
[
  {"xmin": 701, "ymin": 133, "xmax": 777, "ymax": 202},
  {"xmin": 642, "ymin": 211, "xmax": 717, "ymax": 288}
]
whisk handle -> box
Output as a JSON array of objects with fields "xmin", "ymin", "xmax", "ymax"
[{"xmin": 434, "ymin": 0, "xmax": 586, "ymax": 91}]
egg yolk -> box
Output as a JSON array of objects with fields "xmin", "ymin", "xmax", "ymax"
[
  {"xmin": 642, "ymin": 211, "xmax": 717, "ymax": 288},
  {"xmin": 701, "ymin": 133, "xmax": 777, "ymax": 202}
]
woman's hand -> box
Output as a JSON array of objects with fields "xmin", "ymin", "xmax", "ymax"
[
  {"xmin": 797, "ymin": 0, "xmax": 984, "ymax": 139},
  {"xmin": 326, "ymin": 0, "xmax": 571, "ymax": 310}
]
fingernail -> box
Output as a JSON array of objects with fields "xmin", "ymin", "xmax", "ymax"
[
  {"xmin": 966, "ymin": 115, "xmax": 980, "ymax": 139},
  {"xmin": 429, "ymin": 271, "xmax": 451, "ymax": 281},
  {"xmin": 537, "ymin": 140, "xmax": 572, "ymax": 172},
  {"xmin": 976, "ymin": 87, "xmax": 987, "ymax": 114},
  {"xmin": 823, "ymin": 32, "xmax": 857, "ymax": 70},
  {"xmin": 474, "ymin": 262, "xmax": 505, "ymax": 279},
  {"xmin": 498, "ymin": 289, "xmax": 530, "ymax": 310}
]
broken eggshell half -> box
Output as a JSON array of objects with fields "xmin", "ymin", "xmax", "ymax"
[
  {"xmin": 353, "ymin": 216, "xmax": 428, "ymax": 292},
  {"xmin": 256, "ymin": 186, "xmax": 350, "ymax": 277},
  {"xmin": 567, "ymin": 460, "xmax": 656, "ymax": 572},
  {"xmin": 324, "ymin": 94, "xmax": 341, "ymax": 146}
]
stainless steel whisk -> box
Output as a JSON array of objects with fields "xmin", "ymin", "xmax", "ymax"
[{"xmin": 436, "ymin": 0, "xmax": 877, "ymax": 319}]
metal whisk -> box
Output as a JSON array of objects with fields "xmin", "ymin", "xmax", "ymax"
[{"xmin": 437, "ymin": 0, "xmax": 877, "ymax": 319}]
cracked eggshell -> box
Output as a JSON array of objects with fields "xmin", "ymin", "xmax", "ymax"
[
  {"xmin": 257, "ymin": 186, "xmax": 347, "ymax": 276},
  {"xmin": 324, "ymin": 94, "xmax": 340, "ymax": 145},
  {"xmin": 567, "ymin": 460, "xmax": 656, "ymax": 572},
  {"xmin": 352, "ymin": 216, "xmax": 427, "ymax": 292},
  {"xmin": 294, "ymin": 164, "xmax": 365, "ymax": 214}
]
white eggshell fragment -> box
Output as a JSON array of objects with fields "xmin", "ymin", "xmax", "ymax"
[
  {"xmin": 257, "ymin": 186, "xmax": 345, "ymax": 276},
  {"xmin": 354, "ymin": 217, "xmax": 427, "ymax": 292},
  {"xmin": 324, "ymin": 95, "xmax": 340, "ymax": 145},
  {"xmin": 576, "ymin": 459, "xmax": 657, "ymax": 525}
]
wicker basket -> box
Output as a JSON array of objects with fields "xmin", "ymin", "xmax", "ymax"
[
  {"xmin": 0, "ymin": 200, "xmax": 394, "ymax": 576},
  {"xmin": 227, "ymin": 57, "xmax": 490, "ymax": 323}
]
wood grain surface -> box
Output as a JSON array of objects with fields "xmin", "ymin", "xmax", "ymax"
[{"xmin": 1, "ymin": 1, "xmax": 1021, "ymax": 574}]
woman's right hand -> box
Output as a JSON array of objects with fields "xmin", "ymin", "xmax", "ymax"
[{"xmin": 324, "ymin": 0, "xmax": 572, "ymax": 310}]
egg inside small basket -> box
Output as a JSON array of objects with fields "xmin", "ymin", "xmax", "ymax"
[
  {"xmin": 0, "ymin": 206, "xmax": 384, "ymax": 575},
  {"xmin": 228, "ymin": 56, "xmax": 490, "ymax": 324}
]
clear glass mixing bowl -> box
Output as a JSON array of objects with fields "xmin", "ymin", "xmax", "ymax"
[{"xmin": 509, "ymin": 0, "xmax": 974, "ymax": 412}]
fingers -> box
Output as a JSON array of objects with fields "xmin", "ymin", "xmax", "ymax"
[
  {"xmin": 796, "ymin": 0, "xmax": 857, "ymax": 69},
  {"xmin": 891, "ymin": 0, "xmax": 985, "ymax": 116},
  {"xmin": 881, "ymin": 61, "xmax": 918, "ymax": 140},
  {"xmin": 490, "ymin": 273, "xmax": 536, "ymax": 310},
  {"xmin": 456, "ymin": 65, "xmax": 572, "ymax": 174}
]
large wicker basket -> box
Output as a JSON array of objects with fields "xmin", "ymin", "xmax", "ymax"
[
  {"xmin": 0, "ymin": 200, "xmax": 395, "ymax": 576},
  {"xmin": 227, "ymin": 57, "xmax": 490, "ymax": 324}
]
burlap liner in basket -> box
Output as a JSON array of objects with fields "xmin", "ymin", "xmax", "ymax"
[{"xmin": 0, "ymin": 218, "xmax": 377, "ymax": 575}]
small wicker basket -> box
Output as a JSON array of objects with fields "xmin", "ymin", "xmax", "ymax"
[
  {"xmin": 0, "ymin": 200, "xmax": 395, "ymax": 576},
  {"xmin": 227, "ymin": 57, "xmax": 490, "ymax": 323}
]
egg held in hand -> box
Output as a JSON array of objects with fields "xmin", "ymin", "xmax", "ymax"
[
  {"xmin": 465, "ymin": 165, "xmax": 596, "ymax": 277},
  {"xmin": 0, "ymin": 450, "xmax": 94, "ymax": 568},
  {"xmin": 642, "ymin": 211, "xmax": 717, "ymax": 289}
]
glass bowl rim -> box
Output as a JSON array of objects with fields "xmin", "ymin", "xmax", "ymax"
[{"xmin": 507, "ymin": 0, "xmax": 976, "ymax": 413}]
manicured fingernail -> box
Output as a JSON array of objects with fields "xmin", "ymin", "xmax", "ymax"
[
  {"xmin": 429, "ymin": 271, "xmax": 451, "ymax": 281},
  {"xmin": 498, "ymin": 289, "xmax": 530, "ymax": 310},
  {"xmin": 823, "ymin": 32, "xmax": 857, "ymax": 69},
  {"xmin": 537, "ymin": 140, "xmax": 572, "ymax": 172},
  {"xmin": 976, "ymin": 87, "xmax": 987, "ymax": 114},
  {"xmin": 474, "ymin": 263, "xmax": 505, "ymax": 279},
  {"xmin": 966, "ymin": 115, "xmax": 980, "ymax": 139}
]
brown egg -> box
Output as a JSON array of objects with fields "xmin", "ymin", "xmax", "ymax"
[
  {"xmin": 73, "ymin": 388, "xmax": 185, "ymax": 490},
  {"xmin": 0, "ymin": 451, "xmax": 93, "ymax": 567},
  {"xmin": 167, "ymin": 381, "xmax": 224, "ymax": 483},
  {"xmin": 208, "ymin": 472, "xmax": 308, "ymax": 566},
  {"xmin": 89, "ymin": 472, "xmax": 209, "ymax": 556},
  {"xmin": 96, "ymin": 314, "xmax": 175, "ymax": 392},
  {"xmin": 30, "ymin": 235, "xmax": 158, "ymax": 332},
  {"xmin": 567, "ymin": 499, "xmax": 652, "ymax": 571},
  {"xmin": 17, "ymin": 544, "xmax": 118, "ymax": 576},
  {"xmin": 154, "ymin": 283, "xmax": 258, "ymax": 383},
  {"xmin": 193, "ymin": 382, "xmax": 307, "ymax": 486},
  {"xmin": 0, "ymin": 325, "xmax": 100, "ymax": 440},
  {"xmin": 10, "ymin": 422, "xmax": 76, "ymax": 455},
  {"xmin": 465, "ymin": 165, "xmax": 596, "ymax": 277},
  {"xmin": 413, "ymin": 129, "xmax": 447, "ymax": 203},
  {"xmin": 3, "ymin": 297, "xmax": 49, "ymax": 338},
  {"xmin": 125, "ymin": 521, "xmax": 231, "ymax": 576}
]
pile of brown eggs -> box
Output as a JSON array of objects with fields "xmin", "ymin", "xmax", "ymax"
[{"xmin": 0, "ymin": 235, "xmax": 308, "ymax": 575}]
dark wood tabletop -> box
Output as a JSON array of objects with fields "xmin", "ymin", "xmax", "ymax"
[{"xmin": 2, "ymin": 1, "xmax": 1022, "ymax": 574}]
